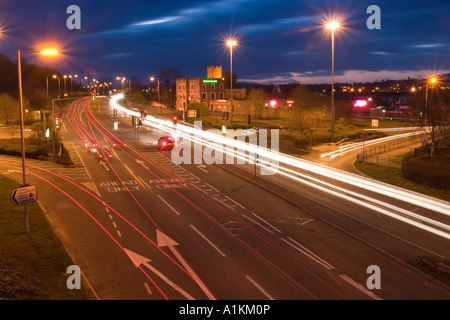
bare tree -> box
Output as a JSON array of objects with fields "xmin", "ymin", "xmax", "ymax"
[{"xmin": 158, "ymin": 67, "xmax": 185, "ymax": 108}]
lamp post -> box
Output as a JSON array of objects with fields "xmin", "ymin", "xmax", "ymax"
[
  {"xmin": 63, "ymin": 75, "xmax": 67, "ymax": 95},
  {"xmin": 53, "ymin": 74, "xmax": 60, "ymax": 98},
  {"xmin": 326, "ymin": 21, "xmax": 339, "ymax": 143},
  {"xmin": 425, "ymin": 77, "xmax": 437, "ymax": 109},
  {"xmin": 227, "ymin": 39, "xmax": 237, "ymax": 122},
  {"xmin": 17, "ymin": 47, "xmax": 58, "ymax": 233},
  {"xmin": 150, "ymin": 76, "xmax": 160, "ymax": 104}
]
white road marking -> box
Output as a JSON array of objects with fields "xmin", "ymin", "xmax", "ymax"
[
  {"xmin": 339, "ymin": 274, "xmax": 383, "ymax": 300},
  {"xmin": 246, "ymin": 275, "xmax": 274, "ymax": 300},
  {"xmin": 144, "ymin": 283, "xmax": 152, "ymax": 295},
  {"xmin": 71, "ymin": 142, "xmax": 92, "ymax": 179},
  {"xmin": 242, "ymin": 214, "xmax": 275, "ymax": 234},
  {"xmin": 157, "ymin": 195, "xmax": 181, "ymax": 216},
  {"xmin": 196, "ymin": 165, "xmax": 208, "ymax": 173},
  {"xmin": 282, "ymin": 237, "xmax": 334, "ymax": 271},
  {"xmin": 251, "ymin": 212, "xmax": 282, "ymax": 233},
  {"xmin": 190, "ymin": 224, "xmax": 227, "ymax": 257}
]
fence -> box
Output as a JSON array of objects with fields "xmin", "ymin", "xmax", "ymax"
[{"xmin": 357, "ymin": 133, "xmax": 425, "ymax": 165}]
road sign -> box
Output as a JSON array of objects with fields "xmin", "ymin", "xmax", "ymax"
[{"xmin": 10, "ymin": 185, "xmax": 38, "ymax": 206}]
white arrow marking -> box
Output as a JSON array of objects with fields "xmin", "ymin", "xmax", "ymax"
[
  {"xmin": 124, "ymin": 248, "xmax": 195, "ymax": 300},
  {"xmin": 99, "ymin": 160, "xmax": 110, "ymax": 171},
  {"xmin": 136, "ymin": 159, "xmax": 149, "ymax": 170},
  {"xmin": 155, "ymin": 230, "xmax": 216, "ymax": 300},
  {"xmin": 157, "ymin": 229, "xmax": 179, "ymax": 247}
]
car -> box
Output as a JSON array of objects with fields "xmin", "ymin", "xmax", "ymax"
[{"xmin": 158, "ymin": 136, "xmax": 177, "ymax": 150}]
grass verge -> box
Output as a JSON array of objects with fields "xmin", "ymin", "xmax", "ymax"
[
  {"xmin": 354, "ymin": 161, "xmax": 450, "ymax": 286},
  {"xmin": 354, "ymin": 161, "xmax": 450, "ymax": 202},
  {"xmin": 0, "ymin": 175, "xmax": 90, "ymax": 300}
]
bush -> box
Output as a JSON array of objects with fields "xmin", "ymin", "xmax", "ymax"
[
  {"xmin": 0, "ymin": 139, "xmax": 47, "ymax": 160},
  {"xmin": 402, "ymin": 157, "xmax": 450, "ymax": 190},
  {"xmin": 188, "ymin": 102, "xmax": 209, "ymax": 117}
]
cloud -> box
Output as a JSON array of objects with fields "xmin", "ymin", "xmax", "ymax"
[
  {"xmin": 239, "ymin": 69, "xmax": 450, "ymax": 84},
  {"xmin": 131, "ymin": 16, "xmax": 180, "ymax": 26},
  {"xmin": 410, "ymin": 43, "xmax": 445, "ymax": 48}
]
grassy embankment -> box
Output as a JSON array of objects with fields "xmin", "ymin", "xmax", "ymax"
[{"xmin": 0, "ymin": 175, "xmax": 91, "ymax": 299}]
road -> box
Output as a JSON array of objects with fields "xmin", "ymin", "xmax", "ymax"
[{"xmin": 2, "ymin": 96, "xmax": 449, "ymax": 300}]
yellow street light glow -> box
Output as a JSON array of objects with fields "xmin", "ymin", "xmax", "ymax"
[
  {"xmin": 227, "ymin": 40, "xmax": 237, "ymax": 47},
  {"xmin": 326, "ymin": 21, "xmax": 340, "ymax": 29},
  {"xmin": 430, "ymin": 77, "xmax": 437, "ymax": 83},
  {"xmin": 40, "ymin": 48, "xmax": 58, "ymax": 56}
]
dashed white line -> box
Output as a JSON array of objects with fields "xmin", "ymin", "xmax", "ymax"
[
  {"xmin": 157, "ymin": 195, "xmax": 181, "ymax": 216},
  {"xmin": 246, "ymin": 275, "xmax": 274, "ymax": 300},
  {"xmin": 190, "ymin": 224, "xmax": 226, "ymax": 257},
  {"xmin": 251, "ymin": 212, "xmax": 282, "ymax": 233},
  {"xmin": 144, "ymin": 283, "xmax": 152, "ymax": 295},
  {"xmin": 242, "ymin": 214, "xmax": 275, "ymax": 234},
  {"xmin": 282, "ymin": 237, "xmax": 334, "ymax": 271},
  {"xmin": 339, "ymin": 274, "xmax": 383, "ymax": 300}
]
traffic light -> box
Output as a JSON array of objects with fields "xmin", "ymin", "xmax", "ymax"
[
  {"xmin": 55, "ymin": 116, "xmax": 60, "ymax": 129},
  {"xmin": 113, "ymin": 109, "xmax": 118, "ymax": 117},
  {"xmin": 172, "ymin": 115, "xmax": 177, "ymax": 126},
  {"xmin": 138, "ymin": 117, "xmax": 142, "ymax": 127},
  {"xmin": 91, "ymin": 92, "xmax": 95, "ymax": 100},
  {"xmin": 143, "ymin": 110, "xmax": 148, "ymax": 118},
  {"xmin": 133, "ymin": 116, "xmax": 139, "ymax": 128}
]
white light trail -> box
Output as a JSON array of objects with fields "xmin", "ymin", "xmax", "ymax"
[{"xmin": 109, "ymin": 95, "xmax": 450, "ymax": 239}]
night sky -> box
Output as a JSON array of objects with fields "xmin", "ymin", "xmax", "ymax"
[{"xmin": 0, "ymin": 0, "xmax": 449, "ymax": 84}]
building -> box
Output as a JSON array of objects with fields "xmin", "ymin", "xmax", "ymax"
[{"xmin": 176, "ymin": 66, "xmax": 246, "ymax": 112}]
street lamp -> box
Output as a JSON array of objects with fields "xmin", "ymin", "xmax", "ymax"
[
  {"xmin": 53, "ymin": 74, "xmax": 61, "ymax": 97},
  {"xmin": 17, "ymin": 47, "xmax": 58, "ymax": 233},
  {"xmin": 150, "ymin": 76, "xmax": 160, "ymax": 104},
  {"xmin": 326, "ymin": 21, "xmax": 339, "ymax": 143},
  {"xmin": 63, "ymin": 75, "xmax": 67, "ymax": 94},
  {"xmin": 227, "ymin": 39, "xmax": 237, "ymax": 121},
  {"xmin": 425, "ymin": 77, "xmax": 437, "ymax": 109}
]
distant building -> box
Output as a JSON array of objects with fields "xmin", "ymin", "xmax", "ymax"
[{"xmin": 176, "ymin": 66, "xmax": 246, "ymax": 112}]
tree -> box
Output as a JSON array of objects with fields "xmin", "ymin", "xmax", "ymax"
[
  {"xmin": 0, "ymin": 92, "xmax": 19, "ymax": 125},
  {"xmin": 248, "ymin": 88, "xmax": 266, "ymax": 119},
  {"xmin": 410, "ymin": 82, "xmax": 450, "ymax": 157},
  {"xmin": 158, "ymin": 67, "xmax": 185, "ymax": 108}
]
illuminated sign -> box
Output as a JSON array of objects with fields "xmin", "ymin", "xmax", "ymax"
[
  {"xmin": 354, "ymin": 99, "xmax": 368, "ymax": 108},
  {"xmin": 203, "ymin": 79, "xmax": 218, "ymax": 83}
]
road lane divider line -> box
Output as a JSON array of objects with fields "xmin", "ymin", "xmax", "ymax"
[
  {"xmin": 190, "ymin": 224, "xmax": 227, "ymax": 258},
  {"xmin": 157, "ymin": 195, "xmax": 181, "ymax": 216},
  {"xmin": 144, "ymin": 283, "xmax": 152, "ymax": 295},
  {"xmin": 250, "ymin": 212, "xmax": 282, "ymax": 233},
  {"xmin": 339, "ymin": 274, "xmax": 383, "ymax": 300},
  {"xmin": 245, "ymin": 275, "xmax": 274, "ymax": 300},
  {"xmin": 137, "ymin": 176, "xmax": 152, "ymax": 190},
  {"xmin": 242, "ymin": 214, "xmax": 275, "ymax": 235},
  {"xmin": 282, "ymin": 237, "xmax": 334, "ymax": 271}
]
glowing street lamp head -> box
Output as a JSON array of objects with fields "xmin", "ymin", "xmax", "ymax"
[
  {"xmin": 40, "ymin": 48, "xmax": 58, "ymax": 56},
  {"xmin": 227, "ymin": 39, "xmax": 237, "ymax": 47},
  {"xmin": 326, "ymin": 21, "xmax": 340, "ymax": 30},
  {"xmin": 430, "ymin": 77, "xmax": 437, "ymax": 83}
]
